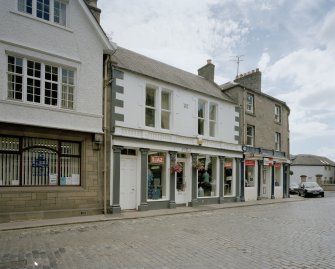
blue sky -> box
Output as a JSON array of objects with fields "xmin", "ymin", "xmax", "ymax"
[{"xmin": 99, "ymin": 0, "xmax": 335, "ymax": 160}]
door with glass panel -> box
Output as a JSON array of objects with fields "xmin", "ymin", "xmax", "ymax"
[{"xmin": 175, "ymin": 159, "xmax": 187, "ymax": 204}]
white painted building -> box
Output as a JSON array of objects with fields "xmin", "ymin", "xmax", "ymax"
[
  {"xmin": 0, "ymin": 0, "xmax": 116, "ymax": 222},
  {"xmin": 291, "ymin": 154, "xmax": 335, "ymax": 184},
  {"xmin": 109, "ymin": 48, "xmax": 243, "ymax": 213}
]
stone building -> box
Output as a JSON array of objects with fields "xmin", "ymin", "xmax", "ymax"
[
  {"xmin": 221, "ymin": 69, "xmax": 290, "ymax": 201},
  {"xmin": 0, "ymin": 0, "xmax": 116, "ymax": 222}
]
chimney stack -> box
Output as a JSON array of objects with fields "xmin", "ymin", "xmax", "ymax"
[
  {"xmin": 85, "ymin": 0, "xmax": 101, "ymax": 23},
  {"xmin": 234, "ymin": 68, "xmax": 262, "ymax": 91},
  {"xmin": 198, "ymin": 59, "xmax": 215, "ymax": 82}
]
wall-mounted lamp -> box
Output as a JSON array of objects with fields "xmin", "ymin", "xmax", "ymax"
[{"xmin": 92, "ymin": 133, "xmax": 103, "ymax": 151}]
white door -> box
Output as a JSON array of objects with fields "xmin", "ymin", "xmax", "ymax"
[
  {"xmin": 261, "ymin": 166, "xmax": 271, "ymax": 198},
  {"xmin": 120, "ymin": 156, "xmax": 137, "ymax": 210},
  {"xmin": 175, "ymin": 160, "xmax": 188, "ymax": 204}
]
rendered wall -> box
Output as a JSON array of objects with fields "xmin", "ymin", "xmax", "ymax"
[{"xmin": 0, "ymin": 1, "xmax": 105, "ymax": 133}]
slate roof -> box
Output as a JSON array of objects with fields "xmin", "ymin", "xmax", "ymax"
[
  {"xmin": 111, "ymin": 47, "xmax": 235, "ymax": 103},
  {"xmin": 290, "ymin": 154, "xmax": 335, "ymax": 166}
]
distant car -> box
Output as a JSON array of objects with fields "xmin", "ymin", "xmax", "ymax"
[
  {"xmin": 298, "ymin": 182, "xmax": 324, "ymax": 197},
  {"xmin": 289, "ymin": 183, "xmax": 299, "ymax": 194}
]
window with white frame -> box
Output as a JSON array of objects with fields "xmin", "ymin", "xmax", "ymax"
[
  {"xmin": 161, "ymin": 91, "xmax": 171, "ymax": 130},
  {"xmin": 145, "ymin": 86, "xmax": 156, "ymax": 127},
  {"xmin": 275, "ymin": 104, "xmax": 281, "ymax": 123},
  {"xmin": 275, "ymin": 132, "xmax": 281, "ymax": 151},
  {"xmin": 7, "ymin": 55, "xmax": 75, "ymax": 109},
  {"xmin": 18, "ymin": 0, "xmax": 67, "ymax": 26},
  {"xmin": 209, "ymin": 103, "xmax": 217, "ymax": 137},
  {"xmin": 246, "ymin": 125, "xmax": 255, "ymax": 146},
  {"xmin": 198, "ymin": 100, "xmax": 206, "ymax": 135},
  {"xmin": 246, "ymin": 93, "xmax": 254, "ymax": 113},
  {"xmin": 145, "ymin": 85, "xmax": 172, "ymax": 130}
]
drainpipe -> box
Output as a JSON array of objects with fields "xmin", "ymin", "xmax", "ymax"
[{"xmin": 103, "ymin": 55, "xmax": 110, "ymax": 215}]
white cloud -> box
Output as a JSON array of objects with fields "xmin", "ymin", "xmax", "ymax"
[
  {"xmin": 99, "ymin": 0, "xmax": 335, "ymax": 160},
  {"xmin": 257, "ymin": 52, "xmax": 270, "ymax": 70}
]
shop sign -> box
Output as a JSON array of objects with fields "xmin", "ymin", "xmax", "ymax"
[
  {"xmin": 150, "ymin": 155, "xmax": 164, "ymax": 164},
  {"xmin": 274, "ymin": 163, "xmax": 281, "ymax": 169},
  {"xmin": 245, "ymin": 160, "xmax": 255, "ymax": 166},
  {"xmin": 224, "ymin": 161, "xmax": 232, "ymax": 168},
  {"xmin": 32, "ymin": 153, "xmax": 49, "ymax": 176},
  {"xmin": 263, "ymin": 157, "xmax": 273, "ymax": 166}
]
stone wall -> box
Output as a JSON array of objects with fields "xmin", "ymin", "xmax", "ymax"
[{"xmin": 0, "ymin": 123, "xmax": 104, "ymax": 223}]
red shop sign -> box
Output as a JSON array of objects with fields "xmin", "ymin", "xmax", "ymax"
[
  {"xmin": 245, "ymin": 160, "xmax": 255, "ymax": 166},
  {"xmin": 274, "ymin": 163, "xmax": 281, "ymax": 169},
  {"xmin": 150, "ymin": 156, "xmax": 164, "ymax": 164}
]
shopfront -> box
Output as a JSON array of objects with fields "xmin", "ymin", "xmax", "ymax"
[
  {"xmin": 0, "ymin": 124, "xmax": 104, "ymax": 222},
  {"xmin": 111, "ymin": 139, "xmax": 242, "ymax": 213}
]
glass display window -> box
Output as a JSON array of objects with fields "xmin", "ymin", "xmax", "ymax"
[
  {"xmin": 148, "ymin": 152, "xmax": 166, "ymax": 200},
  {"xmin": 197, "ymin": 155, "xmax": 217, "ymax": 197},
  {"xmin": 224, "ymin": 159, "xmax": 233, "ymax": 195},
  {"xmin": 245, "ymin": 160, "xmax": 255, "ymax": 187},
  {"xmin": 274, "ymin": 163, "xmax": 281, "ymax": 186}
]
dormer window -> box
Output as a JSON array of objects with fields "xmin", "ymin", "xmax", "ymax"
[{"xmin": 18, "ymin": 0, "xmax": 67, "ymax": 26}]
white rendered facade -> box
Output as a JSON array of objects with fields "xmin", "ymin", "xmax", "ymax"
[{"xmin": 109, "ymin": 53, "xmax": 243, "ymax": 212}]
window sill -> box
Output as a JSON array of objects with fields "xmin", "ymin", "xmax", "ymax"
[
  {"xmin": 0, "ymin": 185, "xmax": 84, "ymax": 192},
  {"xmin": 245, "ymin": 111, "xmax": 256, "ymax": 116},
  {"xmin": 11, "ymin": 10, "xmax": 73, "ymax": 33}
]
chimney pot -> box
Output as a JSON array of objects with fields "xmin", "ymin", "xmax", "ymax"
[{"xmin": 207, "ymin": 59, "xmax": 212, "ymax": 64}]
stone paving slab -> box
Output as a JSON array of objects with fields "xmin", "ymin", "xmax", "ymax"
[{"xmin": 0, "ymin": 196, "xmax": 304, "ymax": 231}]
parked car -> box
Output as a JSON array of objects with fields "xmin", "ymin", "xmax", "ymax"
[
  {"xmin": 298, "ymin": 182, "xmax": 324, "ymax": 197},
  {"xmin": 289, "ymin": 182, "xmax": 299, "ymax": 194}
]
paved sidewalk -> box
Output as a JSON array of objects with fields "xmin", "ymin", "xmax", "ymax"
[{"xmin": 0, "ymin": 196, "xmax": 304, "ymax": 231}]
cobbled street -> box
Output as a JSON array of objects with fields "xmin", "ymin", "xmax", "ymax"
[{"xmin": 1, "ymin": 196, "xmax": 335, "ymax": 269}]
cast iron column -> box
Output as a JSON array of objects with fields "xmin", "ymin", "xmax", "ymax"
[
  {"xmin": 111, "ymin": 145, "xmax": 123, "ymax": 214},
  {"xmin": 219, "ymin": 156, "xmax": 225, "ymax": 203},
  {"xmin": 191, "ymin": 153, "xmax": 199, "ymax": 207},
  {"xmin": 169, "ymin": 151, "xmax": 177, "ymax": 209},
  {"xmin": 139, "ymin": 148, "xmax": 149, "ymax": 211}
]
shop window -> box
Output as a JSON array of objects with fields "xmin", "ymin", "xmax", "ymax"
[
  {"xmin": 245, "ymin": 160, "xmax": 255, "ymax": 187},
  {"xmin": 148, "ymin": 152, "xmax": 166, "ymax": 200},
  {"xmin": 274, "ymin": 164, "xmax": 281, "ymax": 186},
  {"xmin": 224, "ymin": 159, "xmax": 233, "ymax": 195},
  {"xmin": 0, "ymin": 136, "xmax": 80, "ymax": 186},
  {"xmin": 197, "ymin": 155, "xmax": 217, "ymax": 197}
]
